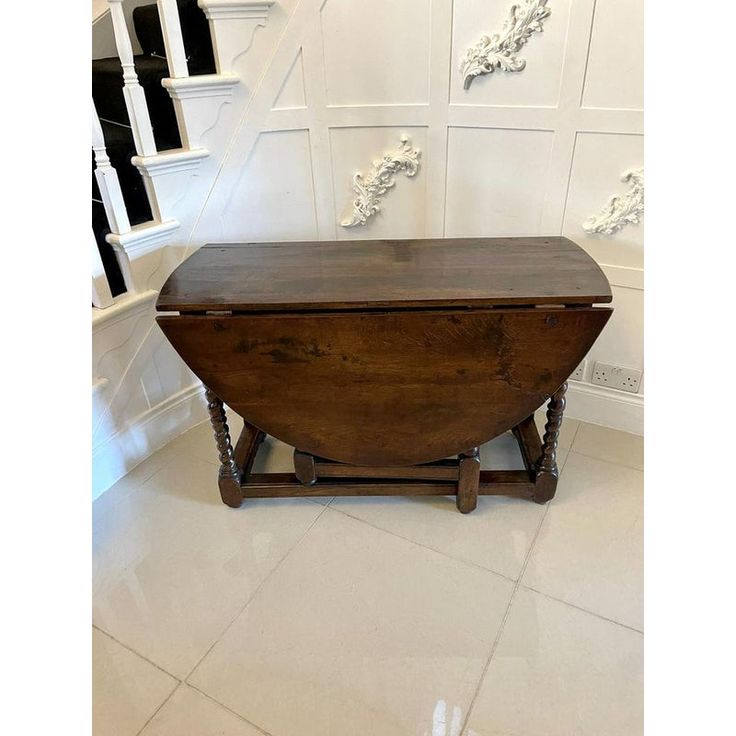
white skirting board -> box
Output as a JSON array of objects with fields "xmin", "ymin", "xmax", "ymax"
[
  {"xmin": 92, "ymin": 382, "xmax": 209, "ymax": 501},
  {"xmin": 564, "ymin": 381, "xmax": 644, "ymax": 436}
]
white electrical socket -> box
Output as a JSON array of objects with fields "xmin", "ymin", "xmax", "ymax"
[
  {"xmin": 570, "ymin": 359, "xmax": 587, "ymax": 381},
  {"xmin": 591, "ymin": 362, "xmax": 642, "ymax": 393}
]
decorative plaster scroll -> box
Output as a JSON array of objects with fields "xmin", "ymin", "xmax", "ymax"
[
  {"xmin": 340, "ymin": 136, "xmax": 421, "ymax": 228},
  {"xmin": 460, "ymin": 0, "xmax": 551, "ymax": 90},
  {"xmin": 583, "ymin": 168, "xmax": 644, "ymax": 236}
]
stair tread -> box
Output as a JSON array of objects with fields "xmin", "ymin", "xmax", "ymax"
[{"xmin": 92, "ymin": 0, "xmax": 216, "ymax": 293}]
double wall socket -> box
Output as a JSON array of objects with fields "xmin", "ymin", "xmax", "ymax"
[{"xmin": 591, "ymin": 361, "xmax": 642, "ymax": 393}]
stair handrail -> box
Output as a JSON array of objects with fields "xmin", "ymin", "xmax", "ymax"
[{"xmin": 107, "ymin": 0, "xmax": 158, "ymax": 157}]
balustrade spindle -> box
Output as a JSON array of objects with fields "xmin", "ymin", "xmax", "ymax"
[
  {"xmin": 157, "ymin": 0, "xmax": 189, "ymax": 78},
  {"xmin": 91, "ymin": 232, "xmax": 114, "ymax": 309},
  {"xmin": 107, "ymin": 0, "xmax": 157, "ymax": 156},
  {"xmin": 93, "ymin": 101, "xmax": 138, "ymax": 296},
  {"xmin": 92, "ymin": 101, "xmax": 131, "ymax": 235}
]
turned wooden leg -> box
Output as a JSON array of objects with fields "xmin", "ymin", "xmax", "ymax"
[
  {"xmin": 205, "ymin": 387, "xmax": 243, "ymax": 508},
  {"xmin": 533, "ymin": 381, "xmax": 567, "ymax": 504},
  {"xmin": 457, "ymin": 447, "xmax": 480, "ymax": 513},
  {"xmin": 294, "ymin": 449, "xmax": 317, "ymax": 485}
]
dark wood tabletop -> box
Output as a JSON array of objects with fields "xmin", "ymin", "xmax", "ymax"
[{"xmin": 157, "ymin": 237, "xmax": 612, "ymax": 313}]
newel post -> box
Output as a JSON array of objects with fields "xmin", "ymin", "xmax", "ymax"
[{"xmin": 108, "ymin": 0, "xmax": 157, "ymax": 157}]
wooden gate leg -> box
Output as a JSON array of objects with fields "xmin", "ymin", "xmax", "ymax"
[
  {"xmin": 205, "ymin": 387, "xmax": 243, "ymax": 508},
  {"xmin": 457, "ymin": 447, "xmax": 480, "ymax": 513},
  {"xmin": 533, "ymin": 381, "xmax": 567, "ymax": 504}
]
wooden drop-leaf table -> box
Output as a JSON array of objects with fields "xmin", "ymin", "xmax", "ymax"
[{"xmin": 156, "ymin": 237, "xmax": 612, "ymax": 513}]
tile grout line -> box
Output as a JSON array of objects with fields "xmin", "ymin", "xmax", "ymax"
[
  {"xmin": 95, "ymin": 499, "xmax": 328, "ymax": 736},
  {"xmin": 178, "ymin": 483, "xmax": 564, "ymax": 735},
  {"xmin": 459, "ymin": 443, "xmax": 638, "ymax": 733},
  {"xmin": 566, "ymin": 448, "xmax": 644, "ymax": 472},
  {"xmin": 182, "ymin": 503, "xmax": 331, "ymax": 685},
  {"xmin": 458, "ymin": 494, "xmax": 553, "ymax": 735},
  {"xmin": 323, "ymin": 447, "xmax": 573, "ymax": 585},
  {"xmin": 103, "ymin": 434, "xmax": 577, "ymax": 733},
  {"xmin": 565, "ymin": 417, "xmax": 581, "ymax": 450},
  {"xmin": 567, "ymin": 420, "xmax": 643, "ymax": 471},
  {"xmin": 94, "ymin": 448, "xmax": 183, "ymax": 513},
  {"xmin": 99, "ymin": 449, "xmax": 574, "ymax": 682},
  {"xmin": 92, "ymin": 624, "xmax": 181, "ymax": 683},
  {"xmin": 559, "ymin": 447, "xmax": 571, "ymax": 474},
  {"xmin": 518, "ymin": 584, "xmax": 644, "ymax": 634},
  {"xmin": 323, "ymin": 503, "xmax": 520, "ymax": 584},
  {"xmin": 187, "ymin": 682, "xmax": 276, "ymax": 736},
  {"xmin": 101, "ymin": 438, "xmax": 582, "ymax": 734},
  {"xmin": 138, "ymin": 451, "xmax": 182, "ymax": 487},
  {"xmin": 134, "ymin": 682, "xmax": 181, "ymax": 736}
]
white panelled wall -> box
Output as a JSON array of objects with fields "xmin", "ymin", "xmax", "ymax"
[{"xmin": 93, "ymin": 0, "xmax": 644, "ymax": 498}]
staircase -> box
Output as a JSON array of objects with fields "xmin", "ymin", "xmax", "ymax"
[
  {"xmin": 92, "ymin": 0, "xmax": 277, "ymax": 496},
  {"xmin": 92, "ymin": 0, "xmax": 217, "ymax": 300}
]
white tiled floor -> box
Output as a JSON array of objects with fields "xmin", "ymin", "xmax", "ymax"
[{"xmin": 93, "ymin": 415, "xmax": 643, "ymax": 736}]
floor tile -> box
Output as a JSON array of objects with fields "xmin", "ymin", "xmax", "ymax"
[
  {"xmin": 94, "ymin": 440, "xmax": 181, "ymax": 517},
  {"xmin": 479, "ymin": 431, "xmax": 527, "ymax": 470},
  {"xmin": 330, "ymin": 436, "xmax": 566, "ymax": 580},
  {"xmin": 93, "ymin": 453, "xmax": 324, "ymax": 678},
  {"xmin": 251, "ymin": 436, "xmax": 291, "ymax": 473},
  {"xmin": 190, "ymin": 509, "xmax": 515, "ymax": 736},
  {"xmin": 571, "ymin": 422, "xmax": 643, "ymax": 469},
  {"xmin": 522, "ymin": 452, "xmax": 643, "ymax": 630},
  {"xmin": 464, "ymin": 589, "xmax": 643, "ymax": 736},
  {"xmin": 166, "ymin": 421, "xmax": 219, "ymax": 466},
  {"xmin": 93, "ymin": 628, "xmax": 177, "ymax": 736},
  {"xmin": 329, "ymin": 494, "xmax": 543, "ymax": 581},
  {"xmin": 140, "ymin": 685, "xmax": 265, "ymax": 736}
]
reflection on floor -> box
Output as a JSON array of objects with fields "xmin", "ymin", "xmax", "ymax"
[{"xmin": 93, "ymin": 412, "xmax": 643, "ymax": 736}]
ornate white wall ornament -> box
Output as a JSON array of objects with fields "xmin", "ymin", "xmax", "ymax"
[
  {"xmin": 460, "ymin": 0, "xmax": 551, "ymax": 90},
  {"xmin": 583, "ymin": 168, "xmax": 644, "ymax": 236},
  {"xmin": 340, "ymin": 136, "xmax": 421, "ymax": 228}
]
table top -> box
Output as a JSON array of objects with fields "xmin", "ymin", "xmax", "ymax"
[{"xmin": 156, "ymin": 237, "xmax": 612, "ymax": 313}]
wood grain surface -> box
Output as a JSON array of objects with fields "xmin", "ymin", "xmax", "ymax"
[
  {"xmin": 156, "ymin": 237, "xmax": 612, "ymax": 313},
  {"xmin": 157, "ymin": 306, "xmax": 611, "ymax": 465}
]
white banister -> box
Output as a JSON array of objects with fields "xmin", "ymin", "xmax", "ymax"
[
  {"xmin": 93, "ymin": 101, "xmax": 136, "ymax": 297},
  {"xmin": 92, "ymin": 233, "xmax": 114, "ymax": 309},
  {"xmin": 108, "ymin": 0, "xmax": 157, "ymax": 156},
  {"xmin": 109, "ymin": 239, "xmax": 136, "ymax": 295},
  {"xmin": 157, "ymin": 0, "xmax": 189, "ymax": 78},
  {"xmin": 92, "ymin": 101, "xmax": 131, "ymax": 235}
]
